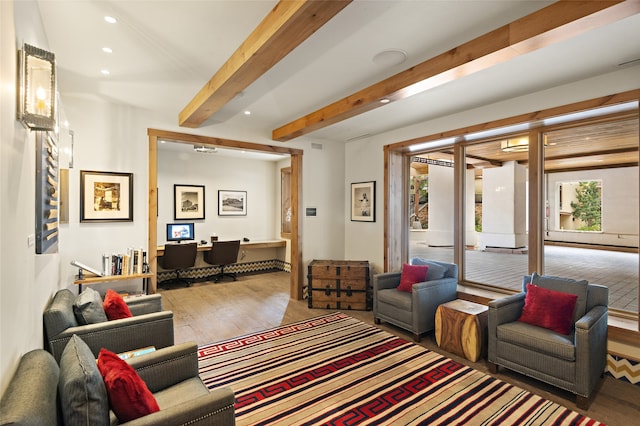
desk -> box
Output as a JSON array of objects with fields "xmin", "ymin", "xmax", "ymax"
[
  {"xmin": 156, "ymin": 240, "xmax": 287, "ymax": 280},
  {"xmin": 156, "ymin": 240, "xmax": 286, "ymax": 256}
]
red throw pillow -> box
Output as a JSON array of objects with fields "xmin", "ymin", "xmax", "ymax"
[
  {"xmin": 103, "ymin": 289, "xmax": 133, "ymax": 320},
  {"xmin": 397, "ymin": 263, "xmax": 429, "ymax": 293},
  {"xmin": 97, "ymin": 349, "xmax": 160, "ymax": 422},
  {"xmin": 518, "ymin": 283, "xmax": 578, "ymax": 335}
]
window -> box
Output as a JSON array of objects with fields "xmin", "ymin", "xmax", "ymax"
[{"xmin": 396, "ymin": 96, "xmax": 639, "ymax": 321}]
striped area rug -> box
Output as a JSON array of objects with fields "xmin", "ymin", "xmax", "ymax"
[{"xmin": 198, "ymin": 312, "xmax": 604, "ymax": 425}]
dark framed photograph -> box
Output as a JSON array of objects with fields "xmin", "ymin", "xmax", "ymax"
[
  {"xmin": 218, "ymin": 190, "xmax": 247, "ymax": 216},
  {"xmin": 351, "ymin": 181, "xmax": 375, "ymax": 222},
  {"xmin": 174, "ymin": 184, "xmax": 205, "ymax": 220},
  {"xmin": 80, "ymin": 170, "xmax": 133, "ymax": 222}
]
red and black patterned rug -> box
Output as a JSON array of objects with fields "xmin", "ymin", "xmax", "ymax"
[{"xmin": 198, "ymin": 312, "xmax": 604, "ymax": 425}]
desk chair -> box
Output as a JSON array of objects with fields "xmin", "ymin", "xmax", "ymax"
[
  {"xmin": 203, "ymin": 240, "xmax": 241, "ymax": 283},
  {"xmin": 159, "ymin": 242, "xmax": 197, "ymax": 287}
]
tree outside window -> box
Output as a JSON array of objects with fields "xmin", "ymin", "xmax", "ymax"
[{"xmin": 570, "ymin": 181, "xmax": 602, "ymax": 231}]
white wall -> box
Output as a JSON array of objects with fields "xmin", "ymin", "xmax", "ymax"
[
  {"xmin": 546, "ymin": 167, "xmax": 639, "ymax": 246},
  {"xmin": 344, "ymin": 139, "xmax": 383, "ymax": 274},
  {"xmin": 56, "ymin": 97, "xmax": 152, "ymax": 295},
  {"xmin": 157, "ymin": 148, "xmax": 278, "ymax": 244},
  {"xmin": 301, "ymin": 140, "xmax": 346, "ymax": 266},
  {"xmin": 1, "ymin": 0, "xmax": 61, "ymax": 395},
  {"xmin": 425, "ymin": 165, "xmax": 455, "ymax": 247}
]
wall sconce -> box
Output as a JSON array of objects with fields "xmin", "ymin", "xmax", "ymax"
[{"xmin": 17, "ymin": 43, "xmax": 56, "ymax": 131}]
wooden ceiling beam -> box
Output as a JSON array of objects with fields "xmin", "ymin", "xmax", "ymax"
[
  {"xmin": 272, "ymin": 0, "xmax": 639, "ymax": 142},
  {"xmin": 179, "ymin": 0, "xmax": 352, "ymax": 128}
]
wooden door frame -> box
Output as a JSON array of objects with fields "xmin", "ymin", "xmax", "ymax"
[{"xmin": 147, "ymin": 129, "xmax": 304, "ymax": 299}]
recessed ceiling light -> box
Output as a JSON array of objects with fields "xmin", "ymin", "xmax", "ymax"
[
  {"xmin": 104, "ymin": 16, "xmax": 117, "ymax": 24},
  {"xmin": 380, "ymin": 98, "xmax": 390, "ymax": 104},
  {"xmin": 372, "ymin": 49, "xmax": 408, "ymax": 67},
  {"xmin": 100, "ymin": 69, "xmax": 110, "ymax": 75},
  {"xmin": 102, "ymin": 47, "xmax": 113, "ymax": 53},
  {"xmin": 244, "ymin": 110, "xmax": 251, "ymax": 115}
]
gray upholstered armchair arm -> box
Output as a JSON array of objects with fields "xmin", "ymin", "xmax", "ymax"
[
  {"xmin": 373, "ymin": 272, "xmax": 402, "ymax": 291},
  {"xmin": 412, "ymin": 278, "xmax": 458, "ymax": 333},
  {"xmin": 124, "ymin": 390, "xmax": 236, "ymax": 426},
  {"xmin": 128, "ymin": 342, "xmax": 199, "ymax": 391},
  {"xmin": 0, "ymin": 350, "xmax": 59, "ymax": 425},
  {"xmin": 48, "ymin": 311, "xmax": 174, "ymax": 362},
  {"xmin": 487, "ymin": 292, "xmax": 525, "ymax": 363},
  {"xmin": 125, "ymin": 294, "xmax": 163, "ymax": 316},
  {"xmin": 575, "ymin": 305, "xmax": 608, "ymax": 397},
  {"xmin": 488, "ymin": 292, "xmax": 525, "ymax": 326},
  {"xmin": 126, "ymin": 342, "xmax": 236, "ymax": 426}
]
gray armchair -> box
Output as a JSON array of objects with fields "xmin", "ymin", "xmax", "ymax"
[
  {"xmin": 44, "ymin": 289, "xmax": 174, "ymax": 363},
  {"xmin": 488, "ymin": 273, "xmax": 608, "ymax": 409},
  {"xmin": 373, "ymin": 259, "xmax": 458, "ymax": 341},
  {"xmin": 0, "ymin": 341, "xmax": 235, "ymax": 425}
]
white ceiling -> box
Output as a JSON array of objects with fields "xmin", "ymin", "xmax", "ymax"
[{"xmin": 37, "ymin": 0, "xmax": 640, "ymax": 151}]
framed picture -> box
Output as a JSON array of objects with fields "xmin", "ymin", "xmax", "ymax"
[
  {"xmin": 218, "ymin": 190, "xmax": 247, "ymax": 216},
  {"xmin": 351, "ymin": 181, "xmax": 375, "ymax": 222},
  {"xmin": 174, "ymin": 184, "xmax": 205, "ymax": 220},
  {"xmin": 80, "ymin": 170, "xmax": 133, "ymax": 222}
]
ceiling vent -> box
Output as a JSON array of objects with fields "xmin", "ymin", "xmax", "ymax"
[{"xmin": 193, "ymin": 145, "xmax": 217, "ymax": 154}]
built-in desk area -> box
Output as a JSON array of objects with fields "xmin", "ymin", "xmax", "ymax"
[
  {"xmin": 156, "ymin": 239, "xmax": 288, "ymax": 282},
  {"xmin": 156, "ymin": 239, "xmax": 286, "ymax": 256}
]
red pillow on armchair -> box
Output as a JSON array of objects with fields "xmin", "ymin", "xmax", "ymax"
[
  {"xmin": 518, "ymin": 283, "xmax": 578, "ymax": 335},
  {"xmin": 397, "ymin": 263, "xmax": 429, "ymax": 293},
  {"xmin": 97, "ymin": 349, "xmax": 160, "ymax": 422},
  {"xmin": 103, "ymin": 289, "xmax": 133, "ymax": 320}
]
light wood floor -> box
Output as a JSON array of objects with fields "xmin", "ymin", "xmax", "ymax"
[{"xmin": 159, "ymin": 271, "xmax": 639, "ymax": 426}]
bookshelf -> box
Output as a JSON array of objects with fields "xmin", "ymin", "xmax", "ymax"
[{"xmin": 74, "ymin": 272, "xmax": 153, "ymax": 294}]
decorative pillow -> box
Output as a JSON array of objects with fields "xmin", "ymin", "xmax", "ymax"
[
  {"xmin": 518, "ymin": 283, "xmax": 578, "ymax": 334},
  {"xmin": 73, "ymin": 288, "xmax": 108, "ymax": 325},
  {"xmin": 397, "ymin": 263, "xmax": 429, "ymax": 293},
  {"xmin": 530, "ymin": 272, "xmax": 588, "ymax": 322},
  {"xmin": 103, "ymin": 289, "xmax": 133, "ymax": 320},
  {"xmin": 97, "ymin": 349, "xmax": 160, "ymax": 423},
  {"xmin": 410, "ymin": 258, "xmax": 447, "ymax": 281},
  {"xmin": 58, "ymin": 335, "xmax": 110, "ymax": 426}
]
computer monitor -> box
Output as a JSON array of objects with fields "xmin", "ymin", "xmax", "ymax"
[{"xmin": 166, "ymin": 222, "xmax": 195, "ymax": 243}]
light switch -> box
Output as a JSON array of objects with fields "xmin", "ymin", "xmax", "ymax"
[{"xmin": 27, "ymin": 234, "xmax": 35, "ymax": 247}]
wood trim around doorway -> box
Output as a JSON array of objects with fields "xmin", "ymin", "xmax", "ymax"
[{"xmin": 147, "ymin": 128, "xmax": 304, "ymax": 298}]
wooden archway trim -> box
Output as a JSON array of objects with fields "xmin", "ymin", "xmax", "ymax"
[{"xmin": 147, "ymin": 128, "xmax": 304, "ymax": 299}]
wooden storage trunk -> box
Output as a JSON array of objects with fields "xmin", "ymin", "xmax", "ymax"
[{"xmin": 307, "ymin": 260, "xmax": 371, "ymax": 310}]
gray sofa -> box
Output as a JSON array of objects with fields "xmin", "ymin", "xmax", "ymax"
[
  {"xmin": 44, "ymin": 289, "xmax": 175, "ymax": 363},
  {"xmin": 488, "ymin": 273, "xmax": 608, "ymax": 409},
  {"xmin": 373, "ymin": 259, "xmax": 458, "ymax": 341},
  {"xmin": 0, "ymin": 339, "xmax": 235, "ymax": 425}
]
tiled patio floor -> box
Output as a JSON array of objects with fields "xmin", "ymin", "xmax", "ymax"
[{"xmin": 410, "ymin": 242, "xmax": 638, "ymax": 312}]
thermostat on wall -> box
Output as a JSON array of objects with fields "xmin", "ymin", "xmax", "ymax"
[{"xmin": 306, "ymin": 207, "xmax": 317, "ymax": 217}]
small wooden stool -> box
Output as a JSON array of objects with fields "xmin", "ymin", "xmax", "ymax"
[{"xmin": 435, "ymin": 299, "xmax": 488, "ymax": 362}]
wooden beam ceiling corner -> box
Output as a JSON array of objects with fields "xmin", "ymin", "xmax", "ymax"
[
  {"xmin": 178, "ymin": 0, "xmax": 352, "ymax": 128},
  {"xmin": 272, "ymin": 0, "xmax": 638, "ymax": 142}
]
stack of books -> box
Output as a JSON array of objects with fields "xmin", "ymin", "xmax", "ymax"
[{"xmin": 102, "ymin": 248, "xmax": 148, "ymax": 276}]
